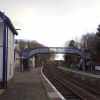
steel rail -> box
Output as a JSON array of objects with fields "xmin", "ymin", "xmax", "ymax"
[
  {"xmin": 43, "ymin": 67, "xmax": 84, "ymax": 100},
  {"xmin": 43, "ymin": 67, "xmax": 100, "ymax": 100}
]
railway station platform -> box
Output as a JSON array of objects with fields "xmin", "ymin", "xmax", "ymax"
[
  {"xmin": 0, "ymin": 67, "xmax": 63, "ymax": 100},
  {"xmin": 58, "ymin": 67, "xmax": 100, "ymax": 78},
  {"xmin": 58, "ymin": 67, "xmax": 100, "ymax": 90}
]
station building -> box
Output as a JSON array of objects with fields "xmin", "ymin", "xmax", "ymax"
[{"xmin": 0, "ymin": 11, "xmax": 18, "ymax": 88}]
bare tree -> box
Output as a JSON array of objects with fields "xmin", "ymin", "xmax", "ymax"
[
  {"xmin": 79, "ymin": 33, "xmax": 100, "ymax": 64},
  {"xmin": 80, "ymin": 33, "xmax": 98, "ymax": 52}
]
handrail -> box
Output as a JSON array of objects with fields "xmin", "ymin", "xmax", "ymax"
[{"xmin": 21, "ymin": 47, "xmax": 90, "ymax": 59}]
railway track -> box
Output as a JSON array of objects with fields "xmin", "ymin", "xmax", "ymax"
[
  {"xmin": 43, "ymin": 66, "xmax": 100, "ymax": 100},
  {"xmin": 57, "ymin": 68, "xmax": 100, "ymax": 95}
]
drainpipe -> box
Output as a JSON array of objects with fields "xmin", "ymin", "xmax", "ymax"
[{"xmin": 2, "ymin": 13, "xmax": 7, "ymax": 88}]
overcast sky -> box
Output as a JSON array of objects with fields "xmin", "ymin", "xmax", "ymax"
[{"xmin": 0, "ymin": 0, "xmax": 100, "ymax": 47}]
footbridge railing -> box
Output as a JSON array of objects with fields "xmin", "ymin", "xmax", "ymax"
[{"xmin": 21, "ymin": 47, "xmax": 90, "ymax": 60}]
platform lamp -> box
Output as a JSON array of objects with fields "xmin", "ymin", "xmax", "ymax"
[{"xmin": 90, "ymin": 47, "xmax": 93, "ymax": 71}]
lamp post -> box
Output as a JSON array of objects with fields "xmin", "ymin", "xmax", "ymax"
[
  {"xmin": 20, "ymin": 50, "xmax": 23, "ymax": 71},
  {"xmin": 90, "ymin": 47, "xmax": 93, "ymax": 71}
]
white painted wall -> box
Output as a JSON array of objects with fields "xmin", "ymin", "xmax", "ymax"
[
  {"xmin": 15, "ymin": 51, "xmax": 20, "ymax": 69},
  {"xmin": 7, "ymin": 27, "xmax": 14, "ymax": 81},
  {"xmin": 0, "ymin": 21, "xmax": 3, "ymax": 81},
  {"xmin": 0, "ymin": 48, "xmax": 3, "ymax": 81},
  {"xmin": 28, "ymin": 57, "xmax": 35, "ymax": 68},
  {"xmin": 0, "ymin": 21, "xmax": 3, "ymax": 45},
  {"xmin": 32, "ymin": 57, "xmax": 35, "ymax": 67}
]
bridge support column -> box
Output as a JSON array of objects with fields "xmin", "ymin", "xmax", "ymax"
[
  {"xmin": 35, "ymin": 55, "xmax": 38, "ymax": 67},
  {"xmin": 82, "ymin": 59, "xmax": 86, "ymax": 71}
]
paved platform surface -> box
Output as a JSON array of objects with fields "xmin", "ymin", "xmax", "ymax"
[{"xmin": 0, "ymin": 67, "xmax": 49, "ymax": 100}]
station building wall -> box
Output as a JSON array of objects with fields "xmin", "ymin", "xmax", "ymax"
[
  {"xmin": 0, "ymin": 21, "xmax": 15, "ymax": 82},
  {"xmin": 7, "ymin": 27, "xmax": 14, "ymax": 81}
]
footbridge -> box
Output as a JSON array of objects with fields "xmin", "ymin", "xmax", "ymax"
[{"xmin": 21, "ymin": 47, "xmax": 90, "ymax": 59}]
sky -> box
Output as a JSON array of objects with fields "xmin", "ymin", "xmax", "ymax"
[{"xmin": 0, "ymin": 0, "xmax": 100, "ymax": 47}]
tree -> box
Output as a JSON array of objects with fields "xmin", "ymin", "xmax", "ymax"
[
  {"xmin": 79, "ymin": 33, "xmax": 100, "ymax": 64},
  {"xmin": 18, "ymin": 39, "xmax": 27, "ymax": 50},
  {"xmin": 96, "ymin": 24, "xmax": 100, "ymax": 51},
  {"xmin": 64, "ymin": 40, "xmax": 78, "ymax": 67},
  {"xmin": 96, "ymin": 24, "xmax": 100, "ymax": 37},
  {"xmin": 80, "ymin": 33, "xmax": 98, "ymax": 52},
  {"xmin": 69, "ymin": 40, "xmax": 77, "ymax": 48},
  {"xmin": 96, "ymin": 43, "xmax": 100, "ymax": 51}
]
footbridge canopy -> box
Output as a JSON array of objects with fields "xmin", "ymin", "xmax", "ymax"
[{"xmin": 21, "ymin": 47, "xmax": 90, "ymax": 60}]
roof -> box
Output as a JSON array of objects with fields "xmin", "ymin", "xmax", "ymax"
[{"xmin": 0, "ymin": 11, "xmax": 18, "ymax": 35}]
